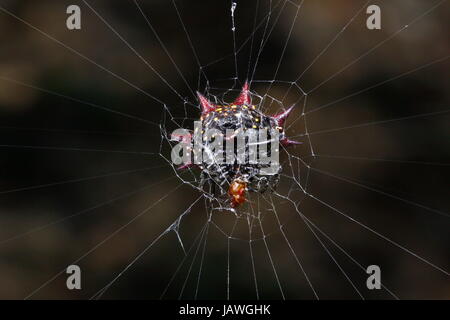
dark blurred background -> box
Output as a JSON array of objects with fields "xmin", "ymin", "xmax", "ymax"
[{"xmin": 0, "ymin": 0, "xmax": 448, "ymax": 299}]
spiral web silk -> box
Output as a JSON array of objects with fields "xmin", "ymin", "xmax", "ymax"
[{"xmin": 0, "ymin": 0, "xmax": 448, "ymax": 299}]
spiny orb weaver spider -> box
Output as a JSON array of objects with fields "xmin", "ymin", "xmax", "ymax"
[{"xmin": 178, "ymin": 81, "xmax": 300, "ymax": 208}]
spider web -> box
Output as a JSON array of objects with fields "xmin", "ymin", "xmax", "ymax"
[{"xmin": 0, "ymin": 0, "xmax": 448, "ymax": 300}]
